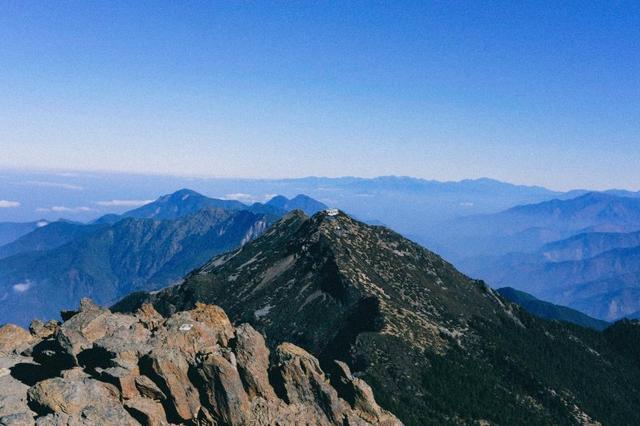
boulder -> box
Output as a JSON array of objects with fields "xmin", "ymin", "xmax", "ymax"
[
  {"xmin": 28, "ymin": 321, "xmax": 59, "ymax": 341},
  {"xmin": 134, "ymin": 376, "xmax": 166, "ymax": 401},
  {"xmin": 135, "ymin": 304, "xmax": 164, "ymax": 331},
  {"xmin": 54, "ymin": 299, "xmax": 136, "ymax": 366},
  {"xmin": 329, "ymin": 360, "xmax": 401, "ymax": 425},
  {"xmin": 27, "ymin": 377, "xmax": 137, "ymax": 425},
  {"xmin": 149, "ymin": 305, "xmax": 234, "ymax": 363},
  {"xmin": 124, "ymin": 397, "xmax": 168, "ymax": 426},
  {"xmin": 144, "ymin": 349, "xmax": 200, "ymax": 423},
  {"xmin": 0, "ymin": 326, "xmax": 33, "ymax": 355},
  {"xmin": 13, "ymin": 303, "xmax": 401, "ymax": 425},
  {"xmin": 198, "ymin": 352, "xmax": 250, "ymax": 425},
  {"xmin": 0, "ymin": 355, "xmax": 36, "ymax": 426},
  {"xmin": 274, "ymin": 342, "xmax": 346, "ymax": 423},
  {"xmin": 233, "ymin": 324, "xmax": 276, "ymax": 401}
]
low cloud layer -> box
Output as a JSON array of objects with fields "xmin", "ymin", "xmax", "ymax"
[
  {"xmin": 0, "ymin": 200, "xmax": 21, "ymax": 208},
  {"xmin": 95, "ymin": 199, "xmax": 153, "ymax": 207},
  {"xmin": 21, "ymin": 180, "xmax": 84, "ymax": 191},
  {"xmin": 223, "ymin": 193, "xmax": 278, "ymax": 203},
  {"xmin": 36, "ymin": 206, "xmax": 95, "ymax": 213}
]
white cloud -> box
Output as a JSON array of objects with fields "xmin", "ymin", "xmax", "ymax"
[
  {"xmin": 36, "ymin": 206, "xmax": 95, "ymax": 213},
  {"xmin": 22, "ymin": 180, "xmax": 84, "ymax": 191},
  {"xmin": 95, "ymin": 199, "xmax": 152, "ymax": 207},
  {"xmin": 459, "ymin": 202, "xmax": 475, "ymax": 207},
  {"xmin": 0, "ymin": 200, "xmax": 20, "ymax": 208},
  {"xmin": 12, "ymin": 282, "xmax": 31, "ymax": 293},
  {"xmin": 223, "ymin": 193, "xmax": 254, "ymax": 202}
]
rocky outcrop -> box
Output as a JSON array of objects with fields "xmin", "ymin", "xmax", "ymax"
[
  {"xmin": 0, "ymin": 325, "xmax": 34, "ymax": 355},
  {"xmin": 0, "ymin": 300, "xmax": 401, "ymax": 425}
]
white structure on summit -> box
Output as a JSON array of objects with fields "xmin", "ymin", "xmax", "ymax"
[{"xmin": 326, "ymin": 208, "xmax": 339, "ymax": 216}]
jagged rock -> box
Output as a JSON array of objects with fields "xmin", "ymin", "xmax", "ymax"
[
  {"xmin": 198, "ymin": 352, "xmax": 250, "ymax": 425},
  {"xmin": 27, "ymin": 377, "xmax": 137, "ymax": 425},
  {"xmin": 135, "ymin": 304, "xmax": 164, "ymax": 331},
  {"xmin": 144, "ymin": 349, "xmax": 200, "ymax": 423},
  {"xmin": 149, "ymin": 304, "xmax": 233, "ymax": 363},
  {"xmin": 28, "ymin": 321, "xmax": 59, "ymax": 341},
  {"xmin": 0, "ymin": 326, "xmax": 33, "ymax": 355},
  {"xmin": 0, "ymin": 411, "xmax": 34, "ymax": 426},
  {"xmin": 13, "ymin": 302, "xmax": 399, "ymax": 425},
  {"xmin": 274, "ymin": 342, "xmax": 346, "ymax": 423},
  {"xmin": 328, "ymin": 360, "xmax": 399, "ymax": 425},
  {"xmin": 233, "ymin": 324, "xmax": 276, "ymax": 401},
  {"xmin": 95, "ymin": 366, "xmax": 140, "ymax": 400},
  {"xmin": 134, "ymin": 376, "xmax": 166, "ymax": 401},
  {"xmin": 54, "ymin": 299, "xmax": 136, "ymax": 366},
  {"xmin": 0, "ymin": 356, "xmax": 36, "ymax": 426},
  {"xmin": 124, "ymin": 397, "xmax": 168, "ymax": 426}
]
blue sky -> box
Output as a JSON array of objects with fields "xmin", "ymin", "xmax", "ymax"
[{"xmin": 1, "ymin": 1, "xmax": 639, "ymax": 190}]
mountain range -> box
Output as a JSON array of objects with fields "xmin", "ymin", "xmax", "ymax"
[
  {"xmin": 435, "ymin": 192, "xmax": 640, "ymax": 261},
  {"xmin": 431, "ymin": 192, "xmax": 640, "ymax": 321},
  {"xmin": 116, "ymin": 209, "xmax": 640, "ymax": 425},
  {"xmin": 0, "ymin": 191, "xmax": 326, "ymax": 326}
]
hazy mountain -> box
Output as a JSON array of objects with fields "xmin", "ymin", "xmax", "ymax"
[
  {"xmin": 539, "ymin": 229, "xmax": 640, "ymax": 262},
  {"xmin": 0, "ymin": 220, "xmax": 49, "ymax": 246},
  {"xmin": 1, "ymin": 170, "xmax": 571, "ymax": 239},
  {"xmin": 0, "ymin": 221, "xmax": 106, "ymax": 259},
  {"xmin": 116, "ymin": 210, "xmax": 640, "ymax": 425},
  {"xmin": 464, "ymin": 242, "xmax": 640, "ymax": 321},
  {"xmin": 437, "ymin": 192, "xmax": 640, "ymax": 260},
  {"xmin": 265, "ymin": 194, "xmax": 328, "ymax": 215},
  {"xmin": 0, "ymin": 208, "xmax": 271, "ymax": 326},
  {"xmin": 120, "ymin": 188, "xmax": 247, "ymax": 220},
  {"xmin": 92, "ymin": 190, "xmax": 325, "ymax": 224},
  {"xmin": 496, "ymin": 287, "xmax": 609, "ymax": 331}
]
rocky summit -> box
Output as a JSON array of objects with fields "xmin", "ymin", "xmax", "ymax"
[
  {"xmin": 117, "ymin": 210, "xmax": 640, "ymax": 425},
  {"xmin": 0, "ymin": 299, "xmax": 400, "ymax": 425}
]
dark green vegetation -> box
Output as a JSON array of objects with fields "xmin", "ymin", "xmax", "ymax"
[
  {"xmin": 497, "ymin": 287, "xmax": 609, "ymax": 331},
  {"xmin": 117, "ymin": 210, "xmax": 640, "ymax": 425}
]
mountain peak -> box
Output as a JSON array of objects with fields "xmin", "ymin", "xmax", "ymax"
[
  {"xmin": 159, "ymin": 188, "xmax": 205, "ymax": 202},
  {"xmin": 265, "ymin": 194, "xmax": 328, "ymax": 215},
  {"xmin": 114, "ymin": 206, "xmax": 640, "ymax": 425}
]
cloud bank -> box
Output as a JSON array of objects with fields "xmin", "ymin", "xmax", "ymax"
[
  {"xmin": 0, "ymin": 200, "xmax": 21, "ymax": 208},
  {"xmin": 36, "ymin": 206, "xmax": 95, "ymax": 213},
  {"xmin": 22, "ymin": 180, "xmax": 84, "ymax": 191},
  {"xmin": 95, "ymin": 199, "xmax": 153, "ymax": 207}
]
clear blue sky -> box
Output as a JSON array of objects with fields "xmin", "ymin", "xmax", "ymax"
[{"xmin": 1, "ymin": 1, "xmax": 638, "ymax": 190}]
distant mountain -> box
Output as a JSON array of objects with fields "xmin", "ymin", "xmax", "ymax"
[
  {"xmin": 539, "ymin": 230, "xmax": 640, "ymax": 262},
  {"xmin": 121, "ymin": 188, "xmax": 247, "ymax": 220},
  {"xmin": 0, "ymin": 221, "xmax": 105, "ymax": 259},
  {"xmin": 117, "ymin": 210, "xmax": 640, "ymax": 425},
  {"xmin": 0, "ymin": 220, "xmax": 49, "ymax": 246},
  {"xmin": 463, "ymin": 233, "xmax": 640, "ymax": 321},
  {"xmin": 497, "ymin": 287, "xmax": 609, "ymax": 331},
  {"xmin": 438, "ymin": 192, "xmax": 640, "ymax": 260},
  {"xmin": 0, "ymin": 208, "xmax": 272, "ymax": 326},
  {"xmin": 92, "ymin": 190, "xmax": 326, "ymax": 224},
  {"xmin": 266, "ymin": 194, "xmax": 327, "ymax": 215}
]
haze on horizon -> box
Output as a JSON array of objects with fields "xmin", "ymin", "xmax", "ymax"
[{"xmin": 1, "ymin": 2, "xmax": 639, "ymax": 191}]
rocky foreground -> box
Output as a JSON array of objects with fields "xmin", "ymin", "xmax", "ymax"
[{"xmin": 0, "ymin": 299, "xmax": 400, "ymax": 425}]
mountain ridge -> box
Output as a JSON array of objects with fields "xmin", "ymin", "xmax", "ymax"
[{"xmin": 116, "ymin": 209, "xmax": 640, "ymax": 425}]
